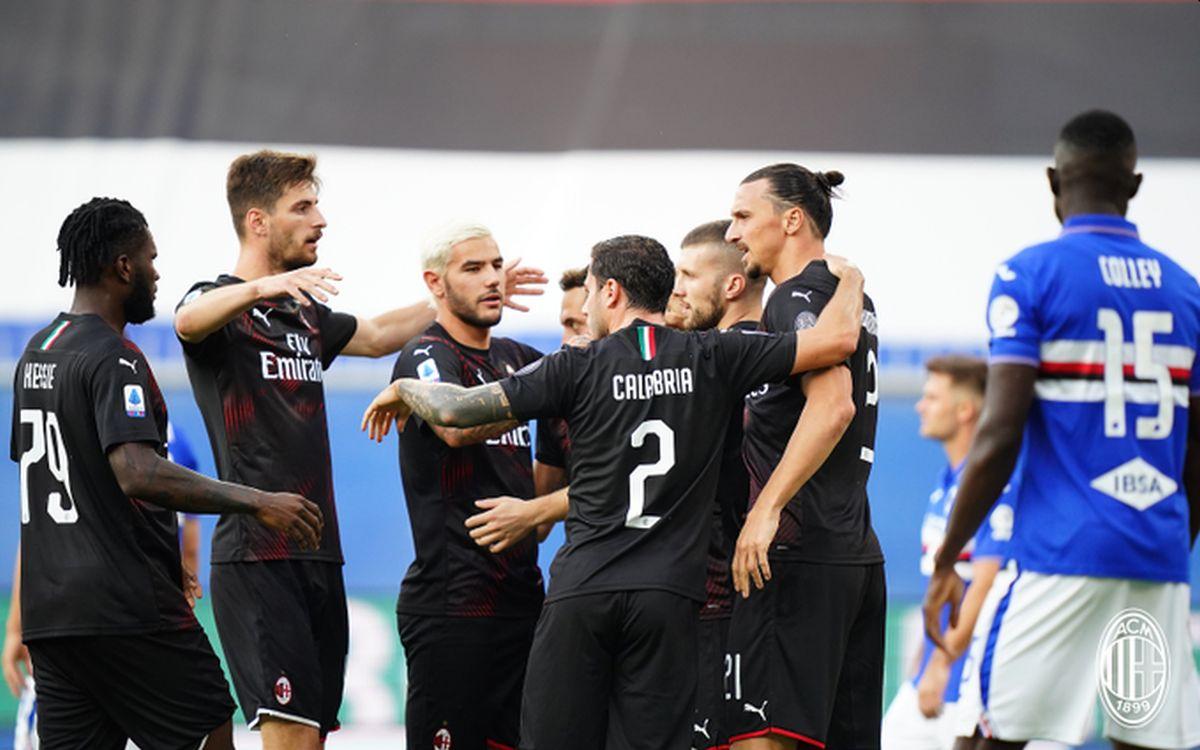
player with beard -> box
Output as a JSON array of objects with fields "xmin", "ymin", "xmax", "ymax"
[
  {"xmin": 361, "ymin": 234, "xmax": 865, "ymax": 749},
  {"xmin": 10, "ymin": 198, "xmax": 322, "ymax": 750},
  {"xmin": 669, "ymin": 219, "xmax": 767, "ymax": 750},
  {"xmin": 724, "ymin": 164, "xmax": 885, "ymax": 750},
  {"xmin": 173, "ymin": 151, "xmax": 546, "ymax": 750},
  {"xmin": 390, "ymin": 222, "xmax": 554, "ymax": 750}
]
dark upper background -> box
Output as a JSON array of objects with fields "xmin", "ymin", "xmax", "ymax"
[{"xmin": 2, "ymin": 0, "xmax": 1197, "ymax": 156}]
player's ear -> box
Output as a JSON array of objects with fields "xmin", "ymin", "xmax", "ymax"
[
  {"xmin": 725, "ymin": 273, "xmax": 745, "ymax": 300},
  {"xmin": 112, "ymin": 253, "xmax": 135, "ymax": 285},
  {"xmin": 1129, "ymin": 172, "xmax": 1143, "ymax": 200},
  {"xmin": 246, "ymin": 207, "xmax": 269, "ymax": 238},
  {"xmin": 1046, "ymin": 167, "xmax": 1060, "ymax": 196},
  {"xmin": 422, "ymin": 269, "xmax": 446, "ymax": 299},
  {"xmin": 604, "ymin": 279, "xmax": 621, "ymax": 309},
  {"xmin": 783, "ymin": 206, "xmax": 805, "ymax": 236}
]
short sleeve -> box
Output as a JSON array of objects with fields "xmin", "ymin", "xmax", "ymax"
[
  {"xmin": 316, "ymin": 303, "xmax": 358, "ymax": 368},
  {"xmin": 712, "ymin": 329, "xmax": 797, "ymax": 397},
  {"xmin": 89, "ymin": 348, "xmax": 164, "ymax": 453},
  {"xmin": 392, "ymin": 339, "xmax": 465, "ymax": 387},
  {"xmin": 973, "ymin": 481, "xmax": 1016, "ymax": 561},
  {"xmin": 535, "ymin": 417, "xmax": 569, "ymax": 468},
  {"xmin": 175, "ymin": 281, "xmax": 227, "ymax": 361},
  {"xmin": 499, "ymin": 349, "xmax": 578, "ymax": 421},
  {"xmin": 987, "ymin": 258, "xmax": 1042, "ymax": 367}
]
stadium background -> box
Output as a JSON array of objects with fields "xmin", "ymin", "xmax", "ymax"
[{"xmin": 2, "ymin": 0, "xmax": 1198, "ymax": 746}]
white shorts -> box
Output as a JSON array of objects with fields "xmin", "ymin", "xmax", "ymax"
[
  {"xmin": 976, "ymin": 571, "xmax": 1200, "ymax": 748},
  {"xmin": 881, "ymin": 681, "xmax": 962, "ymax": 750}
]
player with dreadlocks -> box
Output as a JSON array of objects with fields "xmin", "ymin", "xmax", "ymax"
[{"xmin": 8, "ymin": 197, "xmax": 323, "ymax": 749}]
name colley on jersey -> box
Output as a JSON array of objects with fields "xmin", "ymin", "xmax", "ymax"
[{"xmin": 259, "ymin": 332, "xmax": 323, "ymax": 383}]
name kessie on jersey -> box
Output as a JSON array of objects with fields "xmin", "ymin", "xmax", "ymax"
[
  {"xmin": 611, "ymin": 367, "xmax": 694, "ymax": 401},
  {"xmin": 22, "ymin": 362, "xmax": 57, "ymax": 389}
]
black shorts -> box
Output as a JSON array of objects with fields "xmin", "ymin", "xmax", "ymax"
[
  {"xmin": 725, "ymin": 561, "xmax": 886, "ymax": 750},
  {"xmin": 27, "ymin": 627, "xmax": 235, "ymax": 750},
  {"xmin": 520, "ymin": 590, "xmax": 698, "ymax": 750},
  {"xmin": 210, "ymin": 559, "xmax": 348, "ymax": 735},
  {"xmin": 695, "ymin": 616, "xmax": 731, "ymax": 750},
  {"xmin": 398, "ymin": 613, "xmax": 537, "ymax": 750}
]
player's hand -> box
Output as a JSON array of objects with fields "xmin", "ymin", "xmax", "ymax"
[
  {"xmin": 2, "ymin": 629, "xmax": 31, "ymax": 698},
  {"xmin": 254, "ymin": 267, "xmax": 343, "ymax": 306},
  {"xmin": 564, "ymin": 334, "xmax": 591, "ymax": 349},
  {"xmin": 502, "ymin": 258, "xmax": 548, "ymax": 313},
  {"xmin": 182, "ymin": 566, "xmax": 203, "ymax": 609},
  {"xmin": 361, "ymin": 381, "xmax": 414, "ymax": 442},
  {"xmin": 916, "ymin": 660, "xmax": 949, "ymax": 718},
  {"xmin": 732, "ymin": 504, "xmax": 781, "ymax": 598},
  {"xmin": 922, "ymin": 564, "xmax": 965, "ymax": 654},
  {"xmin": 466, "ymin": 497, "xmax": 539, "ymax": 553},
  {"xmin": 823, "ymin": 254, "xmax": 861, "ymax": 282},
  {"xmin": 254, "ymin": 492, "xmax": 324, "ymax": 551}
]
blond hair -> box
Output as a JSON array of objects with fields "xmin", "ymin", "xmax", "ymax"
[{"xmin": 420, "ymin": 221, "xmax": 493, "ymax": 275}]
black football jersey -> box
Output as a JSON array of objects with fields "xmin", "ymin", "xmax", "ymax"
[
  {"xmin": 10, "ymin": 313, "xmax": 195, "ymax": 640},
  {"xmin": 500, "ymin": 320, "xmax": 796, "ymax": 604},
  {"xmin": 178, "ymin": 276, "xmax": 358, "ymax": 563},
  {"xmin": 742, "ymin": 260, "xmax": 884, "ymax": 564},
  {"xmin": 701, "ymin": 319, "xmax": 761, "ymax": 620},
  {"xmin": 394, "ymin": 323, "xmax": 547, "ymax": 618}
]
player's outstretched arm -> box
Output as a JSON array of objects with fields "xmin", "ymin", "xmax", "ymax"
[
  {"xmin": 175, "ymin": 267, "xmax": 343, "ymax": 343},
  {"xmin": 467, "ymin": 487, "xmax": 570, "ymax": 553},
  {"xmin": 790, "ymin": 262, "xmax": 864, "ymax": 374},
  {"xmin": 1185, "ymin": 397, "xmax": 1200, "ymax": 545},
  {"xmin": 732, "ymin": 367, "xmax": 856, "ymax": 598},
  {"xmin": 361, "ymin": 380, "xmax": 514, "ymax": 441},
  {"xmin": 107, "ymin": 442, "xmax": 324, "ymax": 550},
  {"xmin": 923, "ymin": 363, "xmax": 1035, "ymax": 651}
]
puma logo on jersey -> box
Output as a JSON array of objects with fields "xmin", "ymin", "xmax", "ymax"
[
  {"xmin": 744, "ymin": 700, "xmax": 768, "ymax": 722},
  {"xmin": 693, "ymin": 719, "xmax": 710, "ymax": 739},
  {"xmin": 791, "ymin": 290, "xmax": 813, "ymax": 302},
  {"xmin": 251, "ymin": 308, "xmax": 273, "ymax": 328},
  {"xmin": 413, "ymin": 345, "xmax": 434, "ymax": 357},
  {"xmin": 117, "ymin": 357, "xmax": 138, "ymax": 374}
]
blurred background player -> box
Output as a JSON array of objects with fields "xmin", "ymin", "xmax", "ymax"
[
  {"xmin": 174, "ymin": 150, "xmax": 548, "ymax": 750},
  {"xmin": 669, "ymin": 218, "xmax": 767, "ymax": 750},
  {"xmin": 923, "ymin": 110, "xmax": 1200, "ymax": 750},
  {"xmin": 725, "ymin": 164, "xmax": 885, "ymax": 750},
  {"xmin": 882, "ymin": 356, "xmax": 1015, "ymax": 750},
  {"xmin": 391, "ymin": 222, "xmax": 551, "ymax": 750},
  {"xmin": 361, "ymin": 234, "xmax": 864, "ymax": 749},
  {"xmin": 4, "ymin": 420, "xmax": 207, "ymax": 749},
  {"xmin": 11, "ymin": 197, "xmax": 322, "ymax": 750}
]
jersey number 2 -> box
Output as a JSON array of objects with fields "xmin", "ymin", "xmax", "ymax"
[
  {"xmin": 19, "ymin": 409, "xmax": 78, "ymax": 525},
  {"xmin": 1097, "ymin": 309, "xmax": 1174, "ymax": 440},
  {"xmin": 626, "ymin": 420, "xmax": 675, "ymax": 529}
]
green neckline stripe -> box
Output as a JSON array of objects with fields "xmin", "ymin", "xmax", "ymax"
[{"xmin": 40, "ymin": 320, "xmax": 71, "ymax": 350}]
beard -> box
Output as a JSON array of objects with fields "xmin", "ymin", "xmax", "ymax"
[
  {"xmin": 270, "ymin": 231, "xmax": 316, "ymax": 272},
  {"xmin": 124, "ymin": 267, "xmax": 156, "ymax": 324},
  {"xmin": 445, "ymin": 281, "xmax": 501, "ymax": 329},
  {"xmin": 682, "ymin": 291, "xmax": 724, "ymax": 332}
]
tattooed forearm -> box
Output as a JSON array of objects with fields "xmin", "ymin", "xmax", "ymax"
[{"xmin": 395, "ymin": 380, "xmax": 515, "ymax": 428}]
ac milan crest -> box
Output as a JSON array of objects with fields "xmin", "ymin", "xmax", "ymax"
[{"xmin": 274, "ymin": 675, "xmax": 293, "ymax": 705}]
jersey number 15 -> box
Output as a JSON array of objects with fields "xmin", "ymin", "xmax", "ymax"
[
  {"xmin": 1097, "ymin": 309, "xmax": 1175, "ymax": 440},
  {"xmin": 19, "ymin": 409, "xmax": 79, "ymax": 525}
]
